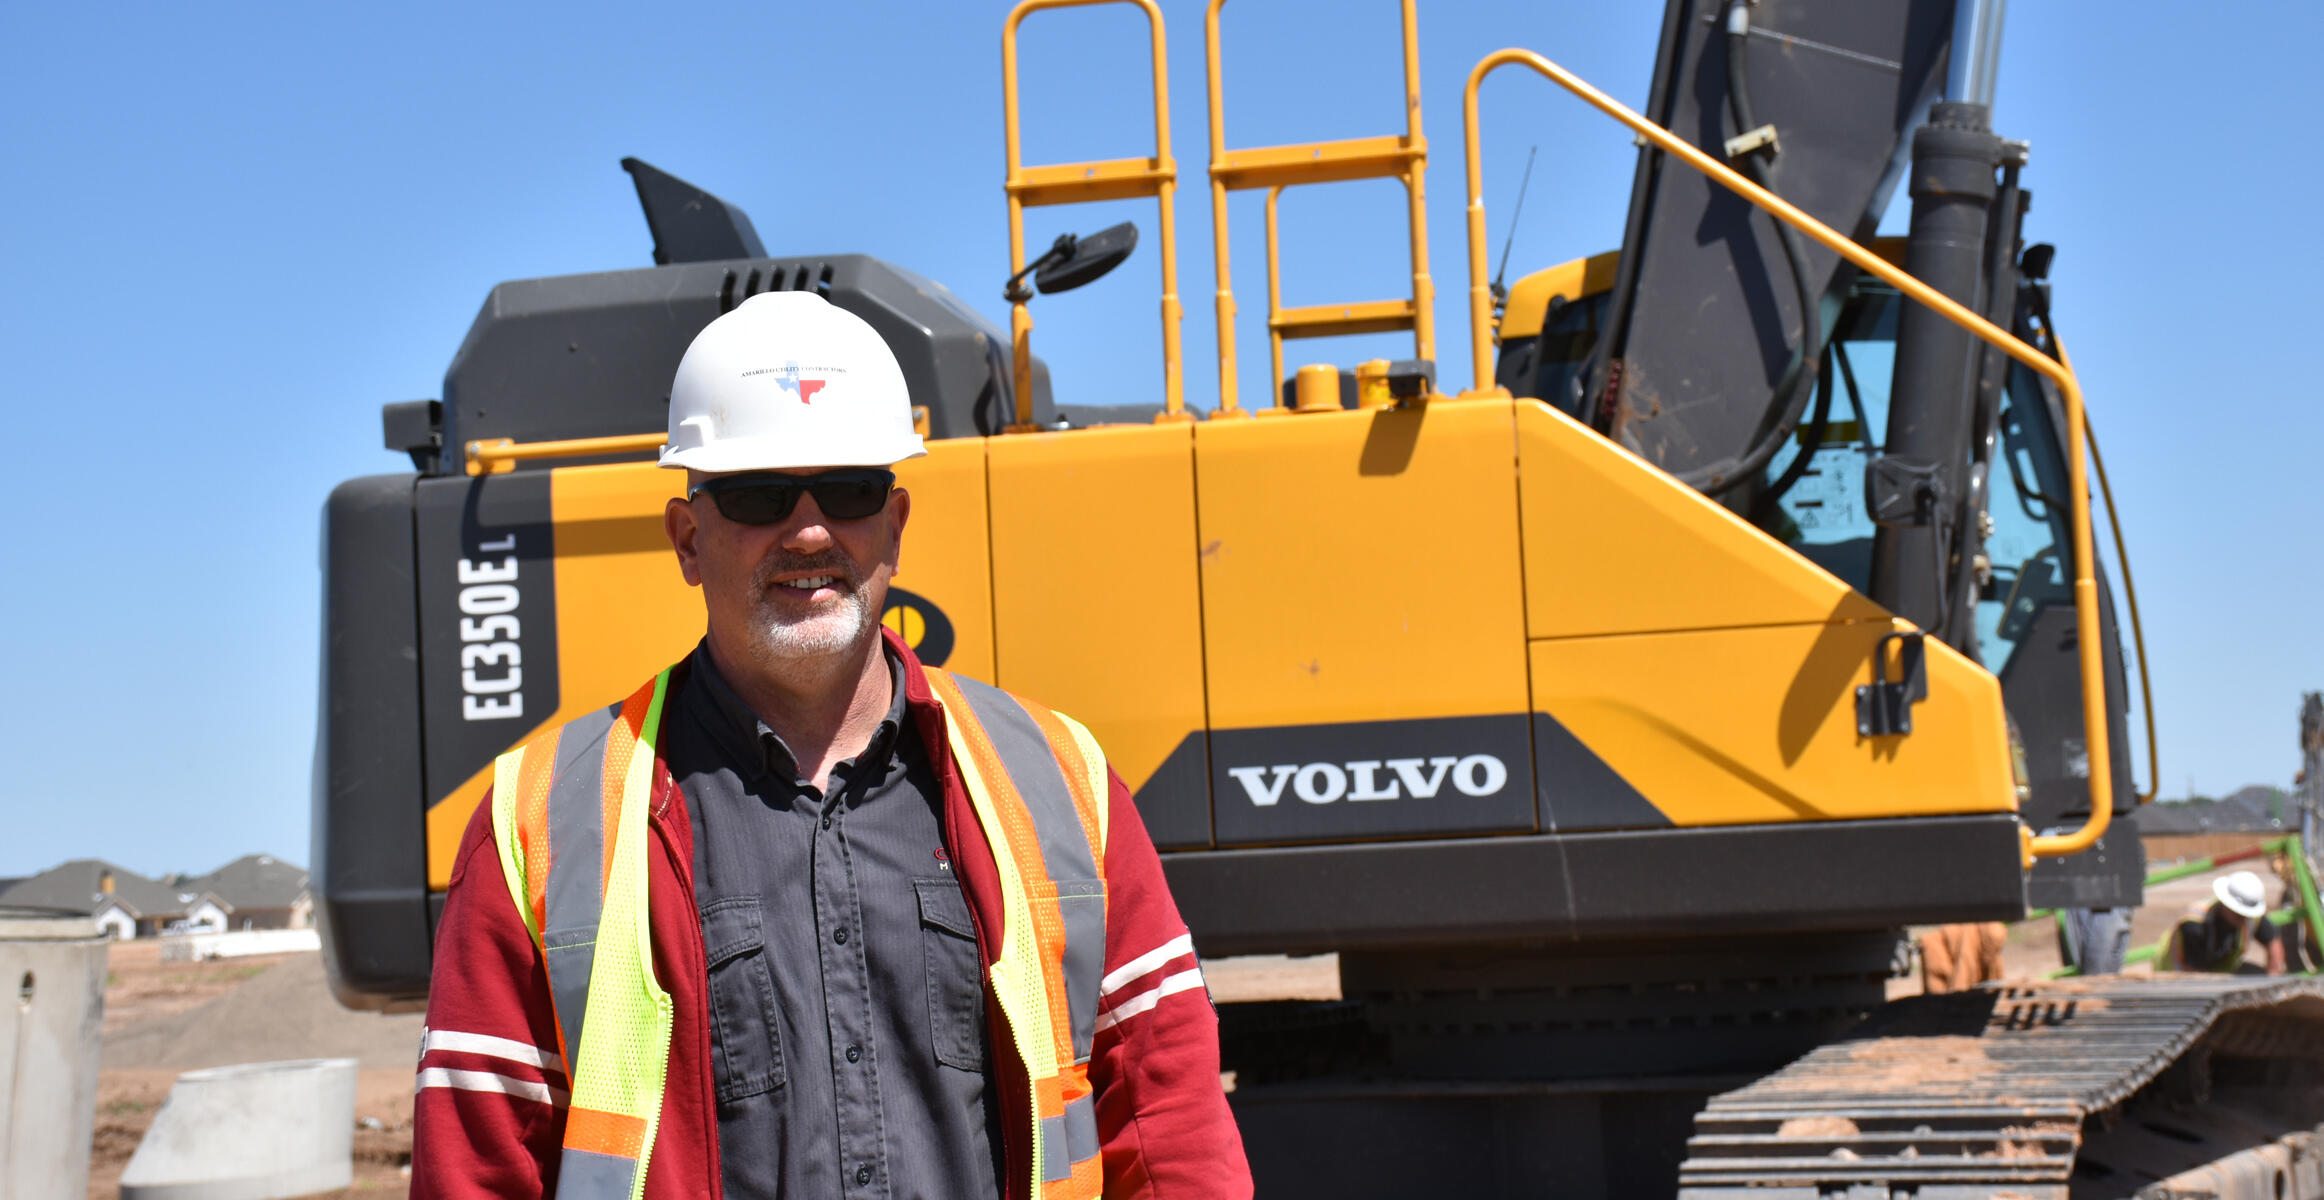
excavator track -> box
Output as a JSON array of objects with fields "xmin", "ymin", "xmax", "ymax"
[{"xmin": 1678, "ymin": 976, "xmax": 2324, "ymax": 1199}]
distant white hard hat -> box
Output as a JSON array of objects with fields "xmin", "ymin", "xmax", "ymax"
[
  {"xmin": 661, "ymin": 291, "xmax": 927, "ymax": 473},
  {"xmin": 2215, "ymin": 870, "xmax": 2268, "ymax": 920}
]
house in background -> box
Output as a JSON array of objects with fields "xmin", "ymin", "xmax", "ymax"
[
  {"xmin": 92, "ymin": 902, "xmax": 136, "ymax": 940},
  {"xmin": 184, "ymin": 854, "xmax": 312, "ymax": 931},
  {"xmin": 2138, "ymin": 785, "xmax": 2304, "ymax": 865},
  {"xmin": 1, "ymin": 860, "xmax": 214, "ymax": 938},
  {"xmin": 0, "ymin": 855, "xmax": 313, "ymax": 938}
]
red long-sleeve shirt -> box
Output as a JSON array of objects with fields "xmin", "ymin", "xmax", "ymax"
[{"xmin": 411, "ymin": 632, "xmax": 1252, "ymax": 1199}]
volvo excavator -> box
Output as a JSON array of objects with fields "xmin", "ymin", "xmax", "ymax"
[{"xmin": 315, "ymin": 1, "xmax": 2324, "ymax": 1195}]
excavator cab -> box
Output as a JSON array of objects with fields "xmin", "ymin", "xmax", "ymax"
[{"xmin": 1495, "ymin": 233, "xmax": 2145, "ymax": 913}]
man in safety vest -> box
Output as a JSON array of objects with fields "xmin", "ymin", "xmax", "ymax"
[
  {"xmin": 2166, "ymin": 869, "xmax": 2289, "ymax": 976},
  {"xmin": 413, "ymin": 291, "xmax": 1252, "ymax": 1199}
]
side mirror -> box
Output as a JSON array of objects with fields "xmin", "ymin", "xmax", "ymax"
[
  {"xmin": 1005, "ymin": 222, "xmax": 1138, "ymax": 303},
  {"xmin": 2019, "ymin": 242, "xmax": 2055, "ymax": 281}
]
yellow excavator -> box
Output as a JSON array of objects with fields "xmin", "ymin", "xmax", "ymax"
[{"xmin": 317, "ymin": 1, "xmax": 2324, "ymax": 1194}]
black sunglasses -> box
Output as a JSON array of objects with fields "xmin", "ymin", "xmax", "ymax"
[{"xmin": 689, "ymin": 469, "xmax": 897, "ymax": 525}]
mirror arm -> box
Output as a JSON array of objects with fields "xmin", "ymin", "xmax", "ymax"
[{"xmin": 1005, "ymin": 233, "xmax": 1080, "ymax": 303}]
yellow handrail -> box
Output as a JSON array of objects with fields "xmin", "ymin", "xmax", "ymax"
[
  {"xmin": 1204, "ymin": 0, "xmax": 1431, "ymax": 416},
  {"xmin": 2089, "ymin": 415, "xmax": 2157, "ymax": 807},
  {"xmin": 1461, "ymin": 48, "xmax": 2111, "ymax": 860},
  {"xmin": 2057, "ymin": 340, "xmax": 2158, "ymax": 807},
  {"xmin": 466, "ymin": 433, "xmax": 666, "ymax": 475},
  {"xmin": 1001, "ymin": 0, "xmax": 1185, "ymax": 427}
]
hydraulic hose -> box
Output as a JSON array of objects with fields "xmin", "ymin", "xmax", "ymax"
[
  {"xmin": 1752, "ymin": 345, "xmax": 1834, "ymax": 522},
  {"xmin": 1681, "ymin": 0, "xmax": 1828, "ymax": 497}
]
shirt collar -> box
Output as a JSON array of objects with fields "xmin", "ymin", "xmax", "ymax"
[{"xmin": 684, "ymin": 639, "xmax": 908, "ymax": 784}]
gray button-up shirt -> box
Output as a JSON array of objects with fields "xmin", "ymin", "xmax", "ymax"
[{"xmin": 667, "ymin": 642, "xmax": 1005, "ymax": 1200}]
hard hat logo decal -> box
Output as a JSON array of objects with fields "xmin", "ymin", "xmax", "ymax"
[
  {"xmin": 880, "ymin": 587, "xmax": 955, "ymax": 667},
  {"xmin": 798, "ymin": 379, "xmax": 827, "ymax": 404}
]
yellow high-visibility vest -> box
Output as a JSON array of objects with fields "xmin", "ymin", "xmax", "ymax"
[{"xmin": 490, "ymin": 665, "xmax": 1110, "ymax": 1200}]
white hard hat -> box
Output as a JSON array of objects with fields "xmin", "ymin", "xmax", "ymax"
[
  {"xmin": 2215, "ymin": 870, "xmax": 2268, "ymax": 919},
  {"xmin": 661, "ymin": 291, "xmax": 927, "ymax": 473}
]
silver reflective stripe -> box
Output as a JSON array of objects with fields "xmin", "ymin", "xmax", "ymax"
[
  {"xmin": 542, "ymin": 927, "xmax": 595, "ymax": 1079},
  {"xmin": 1064, "ymin": 1092, "xmax": 1099, "ymax": 1166},
  {"xmin": 556, "ymin": 1146, "xmax": 639, "ymax": 1200},
  {"xmin": 1057, "ymin": 881, "xmax": 1105, "ymax": 1061},
  {"xmin": 1037, "ymin": 1094, "xmax": 1100, "ymax": 1181},
  {"xmin": 948, "ymin": 675, "xmax": 1097, "ymax": 883},
  {"xmin": 1039, "ymin": 1114, "xmax": 1072, "ymax": 1183},
  {"xmin": 542, "ymin": 705, "xmax": 617, "ymax": 1078},
  {"xmin": 946, "ymin": 674, "xmax": 1108, "ymax": 1059}
]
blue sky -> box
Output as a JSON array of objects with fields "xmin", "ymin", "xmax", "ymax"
[{"xmin": 1, "ymin": 2, "xmax": 2317, "ymax": 877}]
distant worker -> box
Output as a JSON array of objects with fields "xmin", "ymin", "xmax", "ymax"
[
  {"xmin": 412, "ymin": 292, "xmax": 1252, "ymax": 1199},
  {"xmin": 1919, "ymin": 921, "xmax": 2008, "ymax": 994},
  {"xmin": 2166, "ymin": 870, "xmax": 2287, "ymax": 976}
]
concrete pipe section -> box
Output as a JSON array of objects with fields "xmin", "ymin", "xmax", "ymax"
[
  {"xmin": 0, "ymin": 907, "xmax": 108, "ymax": 1200},
  {"xmin": 120, "ymin": 1057, "xmax": 358, "ymax": 1200}
]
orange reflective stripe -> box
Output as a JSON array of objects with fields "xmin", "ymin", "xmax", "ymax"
[
  {"xmin": 932, "ymin": 669, "xmax": 1084, "ymax": 1072},
  {"xmin": 489, "ymin": 671, "xmax": 675, "ymax": 1200},
  {"xmin": 924, "ymin": 667, "xmax": 1108, "ymax": 1197},
  {"xmin": 1033, "ymin": 1071, "xmax": 1066, "ymax": 1122},
  {"xmin": 927, "ymin": 670, "xmax": 1052, "ymax": 918},
  {"xmin": 598, "ymin": 678, "xmax": 657, "ymax": 896},
  {"xmin": 1023, "ymin": 705, "xmax": 1105, "ymax": 876},
  {"xmin": 563, "ymin": 1106, "xmax": 648, "ymax": 1159},
  {"xmin": 515, "ymin": 728, "xmax": 562, "ymax": 945}
]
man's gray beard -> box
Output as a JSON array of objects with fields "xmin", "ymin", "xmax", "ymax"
[
  {"xmin": 746, "ymin": 585, "xmax": 875, "ymax": 662},
  {"xmin": 739, "ymin": 550, "xmax": 879, "ymax": 665}
]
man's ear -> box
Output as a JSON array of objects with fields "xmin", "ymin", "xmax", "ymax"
[
  {"xmin": 666, "ymin": 495, "xmax": 704, "ymax": 587},
  {"xmin": 888, "ymin": 487, "xmax": 911, "ymax": 571}
]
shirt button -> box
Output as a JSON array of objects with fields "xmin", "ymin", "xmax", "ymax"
[
  {"xmin": 845, "ymin": 1043, "xmax": 862, "ymax": 1063},
  {"xmin": 855, "ymin": 1164, "xmax": 873, "ymax": 1186},
  {"xmin": 834, "ymin": 928, "xmax": 849, "ymax": 945},
  {"xmin": 821, "ymin": 815, "xmax": 833, "ymax": 830}
]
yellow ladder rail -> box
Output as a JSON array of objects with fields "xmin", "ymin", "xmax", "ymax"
[
  {"xmin": 1205, "ymin": 0, "xmax": 1432, "ymax": 416},
  {"xmin": 1460, "ymin": 48, "xmax": 2111, "ymax": 862},
  {"xmin": 1262, "ymin": 186, "xmax": 1420, "ymax": 402},
  {"xmin": 1002, "ymin": 0, "xmax": 1187, "ymax": 427}
]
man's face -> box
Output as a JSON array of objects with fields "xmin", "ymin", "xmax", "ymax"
[{"xmin": 665, "ymin": 468, "xmax": 911, "ymax": 674}]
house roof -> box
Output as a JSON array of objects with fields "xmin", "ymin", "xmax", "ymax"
[
  {"xmin": 186, "ymin": 854, "xmax": 309, "ymax": 910},
  {"xmin": 0, "ymin": 859, "xmax": 199, "ymax": 918}
]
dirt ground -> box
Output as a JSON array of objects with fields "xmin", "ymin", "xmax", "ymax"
[
  {"xmin": 84, "ymin": 942, "xmax": 1341, "ymax": 1198},
  {"xmin": 80, "ymin": 859, "xmax": 2294, "ymax": 1197},
  {"xmin": 90, "ymin": 941, "xmax": 421, "ymax": 1199}
]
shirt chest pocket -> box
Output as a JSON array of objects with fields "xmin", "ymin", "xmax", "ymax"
[
  {"xmin": 915, "ymin": 878, "xmax": 985, "ymax": 1072},
  {"xmin": 702, "ymin": 896, "xmax": 786, "ymax": 1104}
]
